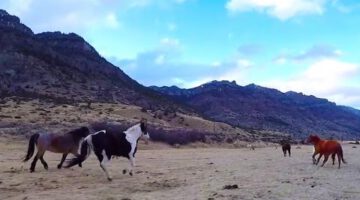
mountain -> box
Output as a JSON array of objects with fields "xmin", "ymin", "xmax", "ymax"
[
  {"xmin": 0, "ymin": 9, "xmax": 185, "ymax": 112},
  {"xmin": 151, "ymin": 80, "xmax": 360, "ymax": 139},
  {"xmin": 340, "ymin": 106, "xmax": 360, "ymax": 117},
  {"xmin": 2, "ymin": 9, "xmax": 358, "ymax": 141}
]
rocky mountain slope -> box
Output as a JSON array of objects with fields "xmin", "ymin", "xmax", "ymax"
[
  {"xmin": 151, "ymin": 81, "xmax": 360, "ymax": 139},
  {"xmin": 1, "ymin": 9, "xmax": 289, "ymax": 144},
  {"xmin": 0, "ymin": 9, "xmax": 184, "ymax": 112}
]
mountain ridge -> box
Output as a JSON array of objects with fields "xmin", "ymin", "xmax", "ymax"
[
  {"xmin": 0, "ymin": 9, "xmax": 191, "ymax": 113},
  {"xmin": 151, "ymin": 80, "xmax": 360, "ymax": 139}
]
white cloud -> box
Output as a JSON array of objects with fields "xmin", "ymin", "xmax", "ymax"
[
  {"xmin": 274, "ymin": 45, "xmax": 342, "ymax": 64},
  {"xmin": 159, "ymin": 37, "xmax": 182, "ymax": 53},
  {"xmin": 160, "ymin": 37, "xmax": 180, "ymax": 47},
  {"xmin": 236, "ymin": 59, "xmax": 253, "ymax": 68},
  {"xmin": 0, "ymin": 0, "xmax": 186, "ymax": 33},
  {"xmin": 264, "ymin": 59, "xmax": 360, "ymax": 107},
  {"xmin": 6, "ymin": 0, "xmax": 32, "ymax": 15},
  {"xmin": 274, "ymin": 57, "xmax": 287, "ymax": 65},
  {"xmin": 226, "ymin": 0, "xmax": 327, "ymax": 20},
  {"xmin": 211, "ymin": 61, "xmax": 222, "ymax": 67},
  {"xmin": 0, "ymin": 0, "xmax": 123, "ymax": 33}
]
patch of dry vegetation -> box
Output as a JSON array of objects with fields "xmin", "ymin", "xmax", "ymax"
[{"xmin": 0, "ymin": 97, "xmax": 288, "ymax": 146}]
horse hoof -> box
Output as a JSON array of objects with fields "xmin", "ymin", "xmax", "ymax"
[
  {"xmin": 129, "ymin": 172, "xmax": 133, "ymax": 176},
  {"xmin": 45, "ymin": 166, "xmax": 48, "ymax": 170},
  {"xmin": 57, "ymin": 165, "xmax": 61, "ymax": 169},
  {"xmin": 30, "ymin": 169, "xmax": 34, "ymax": 173},
  {"xmin": 108, "ymin": 177, "xmax": 112, "ymax": 181},
  {"xmin": 122, "ymin": 169, "xmax": 127, "ymax": 174}
]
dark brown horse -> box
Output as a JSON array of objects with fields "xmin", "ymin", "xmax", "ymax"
[
  {"xmin": 23, "ymin": 127, "xmax": 89, "ymax": 172},
  {"xmin": 280, "ymin": 140, "xmax": 291, "ymax": 157}
]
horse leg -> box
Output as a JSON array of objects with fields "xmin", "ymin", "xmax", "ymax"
[
  {"xmin": 321, "ymin": 155, "xmax": 329, "ymax": 167},
  {"xmin": 39, "ymin": 153, "xmax": 48, "ymax": 170},
  {"xmin": 337, "ymin": 152, "xmax": 341, "ymax": 169},
  {"xmin": 331, "ymin": 153, "xmax": 336, "ymax": 165},
  {"xmin": 71, "ymin": 149, "xmax": 83, "ymax": 167},
  {"xmin": 58, "ymin": 153, "xmax": 68, "ymax": 169},
  {"xmin": 30, "ymin": 151, "xmax": 40, "ymax": 172},
  {"xmin": 97, "ymin": 151, "xmax": 112, "ymax": 181},
  {"xmin": 128, "ymin": 155, "xmax": 136, "ymax": 176},
  {"xmin": 312, "ymin": 152, "xmax": 319, "ymax": 164},
  {"xmin": 316, "ymin": 154, "xmax": 323, "ymax": 165},
  {"xmin": 283, "ymin": 149, "xmax": 286, "ymax": 157},
  {"xmin": 288, "ymin": 149, "xmax": 291, "ymax": 157}
]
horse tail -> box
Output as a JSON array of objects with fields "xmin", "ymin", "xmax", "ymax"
[
  {"xmin": 339, "ymin": 146, "xmax": 347, "ymax": 164},
  {"xmin": 23, "ymin": 133, "xmax": 39, "ymax": 162},
  {"xmin": 65, "ymin": 137, "xmax": 92, "ymax": 168}
]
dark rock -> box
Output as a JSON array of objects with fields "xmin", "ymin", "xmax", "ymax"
[{"xmin": 223, "ymin": 184, "xmax": 239, "ymax": 190}]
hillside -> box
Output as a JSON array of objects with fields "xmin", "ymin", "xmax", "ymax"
[
  {"xmin": 0, "ymin": 9, "xmax": 292, "ymax": 144},
  {"xmin": 0, "ymin": 9, "xmax": 185, "ymax": 112},
  {"xmin": 151, "ymin": 80, "xmax": 360, "ymax": 139}
]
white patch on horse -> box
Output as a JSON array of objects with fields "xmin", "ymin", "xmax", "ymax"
[{"xmin": 124, "ymin": 124, "xmax": 142, "ymax": 155}]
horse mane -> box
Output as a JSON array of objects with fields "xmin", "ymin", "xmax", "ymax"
[
  {"xmin": 91, "ymin": 122, "xmax": 129, "ymax": 135},
  {"xmin": 309, "ymin": 134, "xmax": 321, "ymax": 143},
  {"xmin": 66, "ymin": 127, "xmax": 89, "ymax": 144},
  {"xmin": 67, "ymin": 127, "xmax": 88, "ymax": 135}
]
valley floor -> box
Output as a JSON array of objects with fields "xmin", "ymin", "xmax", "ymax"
[{"xmin": 0, "ymin": 136, "xmax": 359, "ymax": 200}]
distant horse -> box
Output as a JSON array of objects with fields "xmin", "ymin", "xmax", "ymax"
[
  {"xmin": 281, "ymin": 141, "xmax": 291, "ymax": 157},
  {"xmin": 23, "ymin": 127, "xmax": 90, "ymax": 172},
  {"xmin": 247, "ymin": 144, "xmax": 255, "ymax": 150},
  {"xmin": 307, "ymin": 134, "xmax": 346, "ymax": 168},
  {"xmin": 65, "ymin": 120, "xmax": 150, "ymax": 181},
  {"xmin": 279, "ymin": 139, "xmax": 291, "ymax": 157}
]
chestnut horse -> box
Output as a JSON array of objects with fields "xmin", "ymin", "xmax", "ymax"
[
  {"xmin": 23, "ymin": 127, "xmax": 90, "ymax": 172},
  {"xmin": 307, "ymin": 134, "xmax": 346, "ymax": 168}
]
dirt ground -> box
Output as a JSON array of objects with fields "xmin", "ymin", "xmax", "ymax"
[{"xmin": 1, "ymin": 136, "xmax": 359, "ymax": 200}]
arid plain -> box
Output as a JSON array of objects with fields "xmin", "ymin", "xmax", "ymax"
[{"xmin": 1, "ymin": 135, "xmax": 359, "ymax": 200}]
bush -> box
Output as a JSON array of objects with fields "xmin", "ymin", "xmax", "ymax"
[{"xmin": 147, "ymin": 127, "xmax": 206, "ymax": 145}]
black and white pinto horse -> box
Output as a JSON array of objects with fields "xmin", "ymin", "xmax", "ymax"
[{"xmin": 65, "ymin": 121, "xmax": 150, "ymax": 181}]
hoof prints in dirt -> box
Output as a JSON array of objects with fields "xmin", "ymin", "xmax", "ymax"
[
  {"xmin": 126, "ymin": 178, "xmax": 185, "ymax": 193},
  {"xmin": 145, "ymin": 179, "xmax": 183, "ymax": 189}
]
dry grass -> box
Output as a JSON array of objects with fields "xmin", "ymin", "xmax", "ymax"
[
  {"xmin": 1, "ymin": 136, "xmax": 359, "ymax": 200},
  {"xmin": 0, "ymin": 99, "xmax": 288, "ymax": 146},
  {"xmin": 0, "ymin": 99, "xmax": 249, "ymax": 137}
]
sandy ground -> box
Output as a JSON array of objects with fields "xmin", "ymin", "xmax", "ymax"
[{"xmin": 1, "ymin": 137, "xmax": 360, "ymax": 200}]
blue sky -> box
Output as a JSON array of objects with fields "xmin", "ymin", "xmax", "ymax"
[{"xmin": 1, "ymin": 0, "xmax": 360, "ymax": 108}]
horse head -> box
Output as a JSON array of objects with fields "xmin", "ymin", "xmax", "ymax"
[
  {"xmin": 140, "ymin": 118, "xmax": 150, "ymax": 141},
  {"xmin": 307, "ymin": 134, "xmax": 320, "ymax": 144}
]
